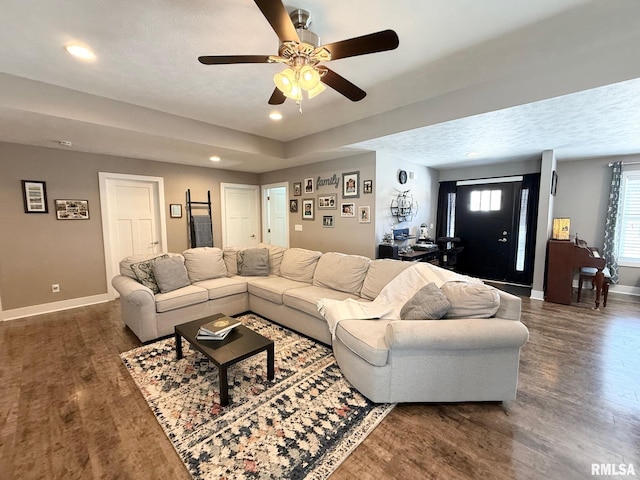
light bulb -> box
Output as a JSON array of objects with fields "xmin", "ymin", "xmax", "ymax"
[{"xmin": 299, "ymin": 65, "xmax": 320, "ymax": 90}]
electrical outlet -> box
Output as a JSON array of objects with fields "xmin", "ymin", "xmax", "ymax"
[{"xmin": 52, "ymin": 284, "xmax": 60, "ymax": 293}]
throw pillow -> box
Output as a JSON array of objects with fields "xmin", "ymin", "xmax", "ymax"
[
  {"xmin": 441, "ymin": 281, "xmax": 500, "ymax": 318},
  {"xmin": 152, "ymin": 256, "xmax": 191, "ymax": 293},
  {"xmin": 182, "ymin": 247, "xmax": 227, "ymax": 282},
  {"xmin": 400, "ymin": 283, "xmax": 451, "ymax": 320},
  {"xmin": 130, "ymin": 254, "xmax": 169, "ymax": 293},
  {"xmin": 237, "ymin": 248, "xmax": 270, "ymax": 276}
]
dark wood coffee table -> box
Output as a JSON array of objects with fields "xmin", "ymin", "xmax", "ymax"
[{"xmin": 174, "ymin": 314, "xmax": 274, "ymax": 406}]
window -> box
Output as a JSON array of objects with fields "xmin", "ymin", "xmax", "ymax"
[
  {"xmin": 618, "ymin": 171, "xmax": 640, "ymax": 266},
  {"xmin": 445, "ymin": 192, "xmax": 456, "ymax": 237},
  {"xmin": 515, "ymin": 188, "xmax": 529, "ymax": 272},
  {"xmin": 469, "ymin": 189, "xmax": 501, "ymax": 211}
]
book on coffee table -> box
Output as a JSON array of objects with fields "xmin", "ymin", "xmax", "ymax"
[{"xmin": 197, "ymin": 316, "xmax": 241, "ymax": 340}]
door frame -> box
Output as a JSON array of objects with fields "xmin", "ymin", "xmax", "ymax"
[
  {"xmin": 220, "ymin": 183, "xmax": 261, "ymax": 247},
  {"xmin": 99, "ymin": 172, "xmax": 168, "ymax": 300},
  {"xmin": 261, "ymin": 182, "xmax": 289, "ymax": 247}
]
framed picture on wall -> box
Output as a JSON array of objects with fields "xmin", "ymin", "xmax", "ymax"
[
  {"xmin": 322, "ymin": 215, "xmax": 334, "ymax": 228},
  {"xmin": 170, "ymin": 204, "xmax": 182, "ymax": 218},
  {"xmin": 290, "ymin": 199, "xmax": 298, "ymax": 213},
  {"xmin": 341, "ymin": 202, "xmax": 355, "ymax": 217},
  {"xmin": 317, "ymin": 193, "xmax": 337, "ymax": 210},
  {"xmin": 304, "ymin": 178, "xmax": 314, "ymax": 194},
  {"xmin": 21, "ymin": 180, "xmax": 48, "ymax": 213},
  {"xmin": 358, "ymin": 206, "xmax": 371, "ymax": 223},
  {"xmin": 55, "ymin": 199, "xmax": 89, "ymax": 220},
  {"xmin": 342, "ymin": 171, "xmax": 359, "ymax": 198},
  {"xmin": 363, "ymin": 179, "xmax": 373, "ymax": 194},
  {"xmin": 293, "ymin": 182, "xmax": 302, "ymax": 196},
  {"xmin": 302, "ymin": 198, "xmax": 314, "ymax": 220}
]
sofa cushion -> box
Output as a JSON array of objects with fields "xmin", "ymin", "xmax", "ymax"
[
  {"xmin": 360, "ymin": 259, "xmax": 412, "ymax": 300},
  {"xmin": 283, "ymin": 286, "xmax": 360, "ymax": 318},
  {"xmin": 335, "ymin": 320, "xmax": 389, "ymax": 367},
  {"xmin": 248, "ymin": 276, "xmax": 309, "ymax": 305},
  {"xmin": 120, "ymin": 253, "xmax": 170, "ymax": 280},
  {"xmin": 279, "ymin": 248, "xmax": 322, "ymax": 283},
  {"xmin": 154, "ymin": 285, "xmax": 209, "ymax": 313},
  {"xmin": 130, "ymin": 254, "xmax": 170, "ymax": 293},
  {"xmin": 192, "ymin": 276, "xmax": 248, "ymax": 300},
  {"xmin": 441, "ymin": 282, "xmax": 500, "ymax": 319},
  {"xmin": 223, "ymin": 247, "xmax": 246, "ymax": 276},
  {"xmin": 152, "ymin": 256, "xmax": 191, "ymax": 293},
  {"xmin": 238, "ymin": 248, "xmax": 270, "ymax": 276},
  {"xmin": 259, "ymin": 243, "xmax": 287, "ymax": 276},
  {"xmin": 312, "ymin": 252, "xmax": 371, "ymax": 295},
  {"xmin": 182, "ymin": 247, "xmax": 227, "ymax": 282},
  {"xmin": 400, "ymin": 283, "xmax": 450, "ymax": 320}
]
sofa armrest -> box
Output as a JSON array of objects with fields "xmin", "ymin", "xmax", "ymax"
[
  {"xmin": 112, "ymin": 275, "xmax": 155, "ymax": 306},
  {"xmin": 494, "ymin": 289, "xmax": 521, "ymax": 321},
  {"xmin": 385, "ymin": 319, "xmax": 529, "ymax": 351}
]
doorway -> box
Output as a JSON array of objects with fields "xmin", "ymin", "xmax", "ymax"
[
  {"xmin": 438, "ymin": 174, "xmax": 539, "ymax": 285},
  {"xmin": 262, "ymin": 183, "xmax": 289, "ymax": 247},
  {"xmin": 99, "ymin": 172, "xmax": 167, "ymax": 300},
  {"xmin": 220, "ymin": 183, "xmax": 261, "ymax": 247}
]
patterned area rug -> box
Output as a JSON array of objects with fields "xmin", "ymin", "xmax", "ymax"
[{"xmin": 120, "ymin": 313, "xmax": 395, "ymax": 479}]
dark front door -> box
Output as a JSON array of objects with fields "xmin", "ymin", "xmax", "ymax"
[{"xmin": 455, "ymin": 182, "xmax": 518, "ymax": 281}]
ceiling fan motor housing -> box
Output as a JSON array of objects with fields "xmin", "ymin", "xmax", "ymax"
[{"xmin": 289, "ymin": 9, "xmax": 320, "ymax": 47}]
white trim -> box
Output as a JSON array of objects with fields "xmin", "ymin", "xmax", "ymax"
[
  {"xmin": 456, "ymin": 176, "xmax": 524, "ymax": 186},
  {"xmin": 530, "ymin": 289, "xmax": 545, "ymax": 300},
  {"xmin": 261, "ymin": 182, "xmax": 289, "ymax": 248},
  {"xmin": 1, "ymin": 294, "xmax": 109, "ymax": 321},
  {"xmin": 99, "ymin": 172, "xmax": 168, "ymax": 301}
]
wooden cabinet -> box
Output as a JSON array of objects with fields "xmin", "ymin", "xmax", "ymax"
[{"xmin": 545, "ymin": 240, "xmax": 575, "ymax": 304}]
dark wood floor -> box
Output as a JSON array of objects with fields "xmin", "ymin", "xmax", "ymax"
[{"xmin": 1, "ymin": 289, "xmax": 639, "ymax": 480}]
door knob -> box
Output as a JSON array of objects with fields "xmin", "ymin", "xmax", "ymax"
[{"xmin": 498, "ymin": 238, "xmax": 508, "ymax": 243}]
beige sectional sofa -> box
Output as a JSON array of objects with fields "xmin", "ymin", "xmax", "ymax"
[{"xmin": 112, "ymin": 244, "xmax": 529, "ymax": 403}]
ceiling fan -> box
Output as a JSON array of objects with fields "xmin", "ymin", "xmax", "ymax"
[{"xmin": 198, "ymin": 0, "xmax": 399, "ymax": 109}]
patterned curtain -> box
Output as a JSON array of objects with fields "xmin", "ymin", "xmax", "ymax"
[{"xmin": 602, "ymin": 161, "xmax": 623, "ymax": 283}]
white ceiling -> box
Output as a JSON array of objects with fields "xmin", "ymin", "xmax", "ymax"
[{"xmin": 1, "ymin": 0, "xmax": 640, "ymax": 173}]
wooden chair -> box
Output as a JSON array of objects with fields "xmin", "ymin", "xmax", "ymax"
[{"xmin": 577, "ymin": 266, "xmax": 612, "ymax": 307}]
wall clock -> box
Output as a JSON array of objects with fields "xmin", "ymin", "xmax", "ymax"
[{"xmin": 398, "ymin": 170, "xmax": 408, "ymax": 184}]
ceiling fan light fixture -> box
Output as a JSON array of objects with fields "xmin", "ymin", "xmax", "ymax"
[
  {"xmin": 299, "ymin": 65, "xmax": 320, "ymax": 90},
  {"xmin": 307, "ymin": 81, "xmax": 326, "ymax": 99}
]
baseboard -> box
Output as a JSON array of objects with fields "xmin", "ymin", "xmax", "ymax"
[
  {"xmin": 570, "ymin": 281, "xmax": 640, "ymax": 297},
  {"xmin": 1, "ymin": 294, "xmax": 110, "ymax": 321},
  {"xmin": 530, "ymin": 290, "xmax": 545, "ymax": 301}
]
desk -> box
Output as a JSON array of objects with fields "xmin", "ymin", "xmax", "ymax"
[{"xmin": 399, "ymin": 248, "xmax": 439, "ymax": 262}]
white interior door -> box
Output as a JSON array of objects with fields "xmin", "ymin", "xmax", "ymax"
[
  {"xmin": 99, "ymin": 172, "xmax": 167, "ymax": 299},
  {"xmin": 262, "ymin": 184, "xmax": 288, "ymax": 247},
  {"xmin": 221, "ymin": 183, "xmax": 260, "ymax": 247}
]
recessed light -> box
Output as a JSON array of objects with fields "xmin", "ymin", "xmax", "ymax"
[
  {"xmin": 209, "ymin": 156, "xmax": 221, "ymax": 162},
  {"xmin": 269, "ymin": 112, "xmax": 283, "ymax": 121},
  {"xmin": 64, "ymin": 44, "xmax": 96, "ymax": 60},
  {"xmin": 466, "ymin": 151, "xmax": 480, "ymax": 158}
]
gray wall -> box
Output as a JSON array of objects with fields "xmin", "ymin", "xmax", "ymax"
[{"xmin": 0, "ymin": 142, "xmax": 258, "ymax": 310}]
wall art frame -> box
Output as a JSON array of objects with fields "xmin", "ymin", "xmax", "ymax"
[
  {"xmin": 340, "ymin": 202, "xmax": 355, "ymax": 217},
  {"xmin": 170, "ymin": 204, "xmax": 182, "ymax": 218},
  {"xmin": 302, "ymin": 198, "xmax": 314, "ymax": 220},
  {"xmin": 21, "ymin": 180, "xmax": 48, "ymax": 214},
  {"xmin": 342, "ymin": 171, "xmax": 359, "ymax": 198},
  {"xmin": 55, "ymin": 199, "xmax": 89, "ymax": 220},
  {"xmin": 304, "ymin": 178, "xmax": 314, "ymax": 194},
  {"xmin": 289, "ymin": 199, "xmax": 298, "ymax": 213},
  {"xmin": 363, "ymin": 179, "xmax": 373, "ymax": 194},
  {"xmin": 358, "ymin": 205, "xmax": 371, "ymax": 223},
  {"xmin": 293, "ymin": 182, "xmax": 302, "ymax": 196},
  {"xmin": 317, "ymin": 193, "xmax": 337, "ymax": 210},
  {"xmin": 322, "ymin": 215, "xmax": 334, "ymax": 228}
]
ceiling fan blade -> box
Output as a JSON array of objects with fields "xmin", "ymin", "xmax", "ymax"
[
  {"xmin": 268, "ymin": 88, "xmax": 286, "ymax": 105},
  {"xmin": 198, "ymin": 55, "xmax": 271, "ymax": 65},
  {"xmin": 323, "ymin": 29, "xmax": 399, "ymax": 61},
  {"xmin": 321, "ymin": 68, "xmax": 366, "ymax": 102},
  {"xmin": 254, "ymin": 0, "xmax": 300, "ymax": 43}
]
